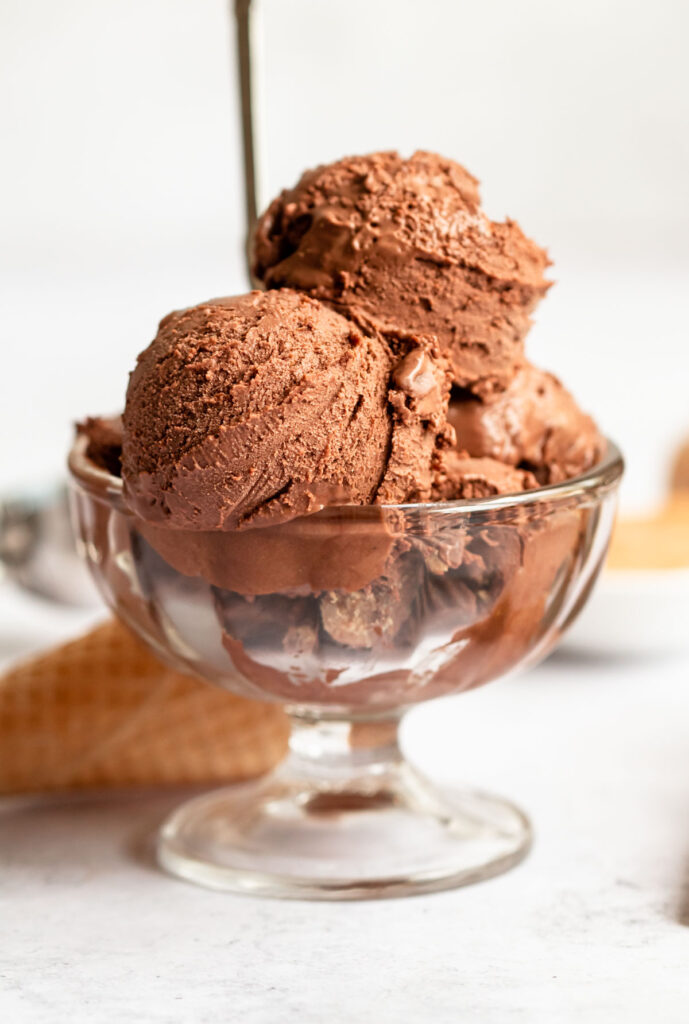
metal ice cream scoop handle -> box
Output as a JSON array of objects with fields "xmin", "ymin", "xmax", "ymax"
[
  {"xmin": 234, "ymin": 0, "xmax": 259, "ymax": 283},
  {"xmin": 0, "ymin": 487, "xmax": 97, "ymax": 606}
]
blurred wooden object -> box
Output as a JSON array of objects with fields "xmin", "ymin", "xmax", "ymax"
[
  {"xmin": 671, "ymin": 437, "xmax": 689, "ymax": 494},
  {"xmin": 607, "ymin": 497, "xmax": 689, "ymax": 570},
  {"xmin": 607, "ymin": 436, "xmax": 689, "ymax": 571}
]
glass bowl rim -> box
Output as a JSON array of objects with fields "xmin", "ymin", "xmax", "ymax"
[{"xmin": 68, "ymin": 434, "xmax": 624, "ymax": 520}]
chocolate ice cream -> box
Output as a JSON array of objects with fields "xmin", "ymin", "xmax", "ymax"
[
  {"xmin": 447, "ymin": 363, "xmax": 603, "ymax": 485},
  {"xmin": 77, "ymin": 416, "xmax": 123, "ymax": 478},
  {"xmin": 431, "ymin": 451, "xmax": 537, "ymax": 501},
  {"xmin": 252, "ymin": 151, "xmax": 550, "ymax": 398},
  {"xmin": 73, "ymin": 146, "xmax": 610, "ymax": 714},
  {"xmin": 122, "ymin": 289, "xmax": 451, "ymax": 532},
  {"xmin": 319, "ymin": 554, "xmax": 424, "ymax": 649}
]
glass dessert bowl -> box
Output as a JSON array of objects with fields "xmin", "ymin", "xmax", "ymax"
[{"xmin": 69, "ymin": 435, "xmax": 623, "ymax": 900}]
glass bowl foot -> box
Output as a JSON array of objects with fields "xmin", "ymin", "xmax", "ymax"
[{"xmin": 157, "ymin": 759, "xmax": 531, "ymax": 900}]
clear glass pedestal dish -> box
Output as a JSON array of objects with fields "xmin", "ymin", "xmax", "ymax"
[{"xmin": 68, "ymin": 437, "xmax": 623, "ymax": 899}]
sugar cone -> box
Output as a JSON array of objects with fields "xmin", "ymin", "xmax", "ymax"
[{"xmin": 0, "ymin": 619, "xmax": 289, "ymax": 794}]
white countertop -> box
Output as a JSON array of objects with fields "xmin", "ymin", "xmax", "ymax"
[{"xmin": 3, "ymin": 586, "xmax": 689, "ymax": 1023}]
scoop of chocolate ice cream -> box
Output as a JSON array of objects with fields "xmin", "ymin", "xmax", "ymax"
[
  {"xmin": 447, "ymin": 363, "xmax": 603, "ymax": 485},
  {"xmin": 252, "ymin": 151, "xmax": 550, "ymax": 397},
  {"xmin": 122, "ymin": 290, "xmax": 393, "ymax": 530},
  {"xmin": 122, "ymin": 289, "xmax": 451, "ymax": 532}
]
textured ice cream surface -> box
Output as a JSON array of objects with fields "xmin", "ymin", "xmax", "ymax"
[
  {"xmin": 447, "ymin": 363, "xmax": 603, "ymax": 485},
  {"xmin": 376, "ymin": 346, "xmax": 454, "ymax": 503},
  {"xmin": 252, "ymin": 150, "xmax": 550, "ymax": 397},
  {"xmin": 122, "ymin": 290, "xmax": 451, "ymax": 531},
  {"xmin": 432, "ymin": 451, "xmax": 537, "ymax": 501}
]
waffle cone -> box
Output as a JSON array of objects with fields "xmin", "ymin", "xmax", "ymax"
[{"xmin": 0, "ymin": 619, "xmax": 289, "ymax": 795}]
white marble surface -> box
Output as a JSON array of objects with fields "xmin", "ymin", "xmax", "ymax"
[{"xmin": 2, "ymin": 586, "xmax": 689, "ymax": 1023}]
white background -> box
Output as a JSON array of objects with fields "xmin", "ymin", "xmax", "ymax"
[{"xmin": 2, "ymin": 0, "xmax": 689, "ymax": 509}]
